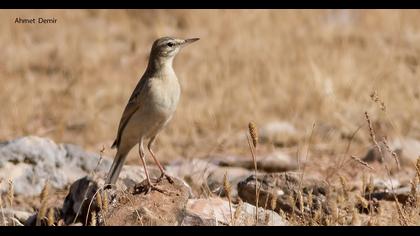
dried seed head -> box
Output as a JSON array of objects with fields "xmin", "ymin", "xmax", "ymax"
[
  {"xmin": 367, "ymin": 176, "xmax": 374, "ymax": 195},
  {"xmin": 298, "ymin": 191, "xmax": 304, "ymax": 213},
  {"xmin": 370, "ymin": 90, "xmax": 386, "ymax": 111},
  {"xmin": 7, "ymin": 179, "xmax": 14, "ymax": 207},
  {"xmin": 90, "ymin": 211, "xmax": 97, "ymax": 226},
  {"xmin": 382, "ymin": 137, "xmax": 400, "ymax": 169},
  {"xmin": 223, "ymin": 172, "xmax": 232, "ymax": 197},
  {"xmin": 102, "ymin": 191, "xmax": 108, "ymax": 212},
  {"xmin": 356, "ymin": 194, "xmax": 369, "ymax": 209},
  {"xmin": 95, "ymin": 191, "xmax": 103, "ymax": 211},
  {"xmin": 307, "ymin": 189, "xmax": 313, "ymax": 210},
  {"xmin": 270, "ymin": 188, "xmax": 277, "ymax": 211},
  {"xmin": 47, "ymin": 208, "xmax": 55, "ymax": 226},
  {"xmin": 37, "ymin": 200, "xmax": 48, "ymax": 226},
  {"xmin": 361, "ymin": 173, "xmax": 367, "ymax": 195},
  {"xmin": 248, "ymin": 122, "xmax": 258, "ymax": 148},
  {"xmin": 57, "ymin": 219, "xmax": 64, "ymax": 226},
  {"xmin": 351, "ymin": 208, "xmax": 360, "ymax": 226},
  {"xmin": 351, "ymin": 156, "xmax": 374, "ymax": 171},
  {"xmin": 339, "ymin": 175, "xmax": 349, "ymax": 199},
  {"xmin": 408, "ymin": 177, "xmax": 418, "ymax": 207},
  {"xmin": 223, "ymin": 171, "xmax": 234, "ymax": 225},
  {"xmin": 40, "ymin": 181, "xmax": 50, "ymax": 204}
]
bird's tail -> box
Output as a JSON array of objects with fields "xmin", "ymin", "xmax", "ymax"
[{"xmin": 105, "ymin": 152, "xmax": 127, "ymax": 187}]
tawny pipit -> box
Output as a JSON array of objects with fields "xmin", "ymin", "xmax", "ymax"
[{"xmin": 105, "ymin": 37, "xmax": 199, "ymax": 192}]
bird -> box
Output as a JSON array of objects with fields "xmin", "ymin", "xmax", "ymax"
[{"xmin": 105, "ymin": 36, "xmax": 199, "ymax": 193}]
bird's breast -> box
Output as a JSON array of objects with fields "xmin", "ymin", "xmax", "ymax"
[{"xmin": 147, "ymin": 77, "xmax": 180, "ymax": 117}]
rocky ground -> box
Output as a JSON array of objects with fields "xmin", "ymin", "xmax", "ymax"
[{"xmin": 0, "ymin": 121, "xmax": 419, "ymax": 226}]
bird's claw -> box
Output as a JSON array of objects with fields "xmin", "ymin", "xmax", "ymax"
[
  {"xmin": 157, "ymin": 173, "xmax": 174, "ymax": 184},
  {"xmin": 134, "ymin": 181, "xmax": 167, "ymax": 195}
]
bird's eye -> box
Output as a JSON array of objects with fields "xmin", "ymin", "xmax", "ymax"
[{"xmin": 167, "ymin": 42, "xmax": 174, "ymax": 47}]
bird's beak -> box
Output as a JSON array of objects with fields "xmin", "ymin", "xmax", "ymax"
[{"xmin": 181, "ymin": 38, "xmax": 200, "ymax": 46}]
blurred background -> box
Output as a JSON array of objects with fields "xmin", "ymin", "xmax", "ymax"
[{"xmin": 0, "ymin": 10, "xmax": 419, "ymax": 165}]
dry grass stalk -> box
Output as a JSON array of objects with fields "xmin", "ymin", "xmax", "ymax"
[
  {"xmin": 37, "ymin": 199, "xmax": 48, "ymax": 226},
  {"xmin": 90, "ymin": 146, "xmax": 105, "ymax": 178},
  {"xmin": 351, "ymin": 156, "xmax": 375, "ymax": 171},
  {"xmin": 307, "ymin": 189, "xmax": 313, "ymax": 211},
  {"xmin": 312, "ymin": 206, "xmax": 321, "ymax": 225},
  {"xmin": 330, "ymin": 199, "xmax": 338, "ymax": 225},
  {"xmin": 269, "ymin": 188, "xmax": 278, "ymax": 224},
  {"xmin": 416, "ymin": 156, "xmax": 420, "ymax": 179},
  {"xmin": 364, "ymin": 112, "xmax": 384, "ymax": 162},
  {"xmin": 367, "ymin": 217, "xmax": 376, "ymax": 226},
  {"xmin": 232, "ymin": 198, "xmax": 243, "ymax": 226},
  {"xmin": 361, "ymin": 172, "xmax": 367, "ymax": 196},
  {"xmin": 356, "ymin": 194, "xmax": 369, "ymax": 209},
  {"xmin": 394, "ymin": 199, "xmax": 408, "ymax": 226},
  {"xmin": 364, "ymin": 112, "xmax": 408, "ymax": 225},
  {"xmin": 408, "ymin": 178, "xmax": 418, "ymax": 207},
  {"xmin": 270, "ymin": 188, "xmax": 277, "ymax": 211},
  {"xmin": 351, "ymin": 208, "xmax": 360, "ymax": 226},
  {"xmin": 264, "ymin": 210, "xmax": 270, "ymax": 225},
  {"xmin": 339, "ymin": 175, "xmax": 349, "ymax": 200},
  {"xmin": 382, "ymin": 137, "xmax": 400, "ymax": 170},
  {"xmin": 0, "ymin": 195, "xmax": 6, "ymax": 226},
  {"xmin": 247, "ymin": 121, "xmax": 259, "ymax": 225},
  {"xmin": 288, "ymin": 194, "xmax": 296, "ymax": 222},
  {"xmin": 298, "ymin": 190, "xmax": 304, "ymax": 215},
  {"xmin": 222, "ymin": 171, "xmax": 233, "ymax": 225},
  {"xmin": 7, "ymin": 179, "xmax": 14, "ymax": 208},
  {"xmin": 47, "ymin": 208, "xmax": 55, "ymax": 226},
  {"xmin": 366, "ymin": 175, "xmax": 374, "ymax": 196},
  {"xmin": 89, "ymin": 211, "xmax": 96, "ymax": 226},
  {"xmin": 370, "ymin": 90, "xmax": 386, "ymax": 111}
]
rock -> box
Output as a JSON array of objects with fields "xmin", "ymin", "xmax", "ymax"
[
  {"xmin": 165, "ymin": 159, "xmax": 251, "ymax": 198},
  {"xmin": 391, "ymin": 138, "xmax": 420, "ymax": 165},
  {"xmin": 207, "ymin": 165, "xmax": 252, "ymax": 198},
  {"xmin": 0, "ymin": 136, "xmax": 111, "ymax": 196},
  {"xmin": 362, "ymin": 138, "xmax": 420, "ymax": 168},
  {"xmin": 61, "ymin": 144, "xmax": 111, "ymax": 179},
  {"xmin": 367, "ymin": 185, "xmax": 420, "ymax": 204},
  {"xmin": 362, "ymin": 143, "xmax": 396, "ymax": 165},
  {"xmin": 211, "ymin": 151, "xmax": 298, "ymax": 173},
  {"xmin": 24, "ymin": 207, "xmax": 61, "ymax": 226},
  {"xmin": 182, "ymin": 197, "xmax": 287, "ymax": 226},
  {"xmin": 371, "ymin": 178, "xmax": 401, "ymax": 192},
  {"xmin": 104, "ymin": 176, "xmax": 190, "ymax": 226},
  {"xmin": 0, "ymin": 208, "xmax": 32, "ymax": 226},
  {"xmin": 237, "ymin": 172, "xmax": 330, "ymax": 216},
  {"xmin": 61, "ymin": 176, "xmax": 100, "ymax": 225},
  {"xmin": 0, "ymin": 136, "xmax": 68, "ymax": 196},
  {"xmin": 259, "ymin": 121, "xmax": 299, "ymax": 147}
]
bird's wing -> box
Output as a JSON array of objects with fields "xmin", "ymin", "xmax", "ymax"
[{"xmin": 111, "ymin": 76, "xmax": 149, "ymax": 149}]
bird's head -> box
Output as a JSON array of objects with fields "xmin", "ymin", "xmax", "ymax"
[{"xmin": 150, "ymin": 37, "xmax": 200, "ymax": 59}]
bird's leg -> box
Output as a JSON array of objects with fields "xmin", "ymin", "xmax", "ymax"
[
  {"xmin": 148, "ymin": 136, "xmax": 174, "ymax": 184},
  {"xmin": 135, "ymin": 140, "xmax": 166, "ymax": 194}
]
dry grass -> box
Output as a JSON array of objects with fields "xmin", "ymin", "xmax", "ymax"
[{"xmin": 0, "ymin": 9, "xmax": 420, "ymax": 226}]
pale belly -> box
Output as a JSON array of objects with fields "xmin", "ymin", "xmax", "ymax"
[{"xmin": 122, "ymin": 78, "xmax": 180, "ymax": 144}]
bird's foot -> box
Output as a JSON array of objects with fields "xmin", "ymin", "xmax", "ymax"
[
  {"xmin": 134, "ymin": 181, "xmax": 167, "ymax": 195},
  {"xmin": 157, "ymin": 173, "xmax": 174, "ymax": 184}
]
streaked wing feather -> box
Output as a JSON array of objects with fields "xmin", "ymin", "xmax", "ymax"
[{"xmin": 112, "ymin": 76, "xmax": 148, "ymax": 148}]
